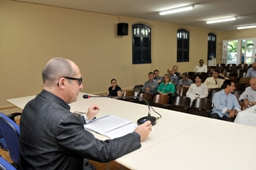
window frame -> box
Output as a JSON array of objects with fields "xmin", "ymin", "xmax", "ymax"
[
  {"xmin": 132, "ymin": 24, "xmax": 151, "ymax": 64},
  {"xmin": 208, "ymin": 33, "xmax": 217, "ymax": 60},
  {"xmin": 177, "ymin": 29, "xmax": 190, "ymax": 62}
]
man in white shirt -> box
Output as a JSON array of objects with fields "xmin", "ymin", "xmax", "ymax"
[
  {"xmin": 204, "ymin": 69, "xmax": 224, "ymax": 90},
  {"xmin": 194, "ymin": 59, "xmax": 207, "ymax": 73},
  {"xmin": 239, "ymin": 78, "xmax": 256, "ymax": 109}
]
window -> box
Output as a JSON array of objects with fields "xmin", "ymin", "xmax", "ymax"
[
  {"xmin": 177, "ymin": 29, "xmax": 189, "ymax": 62},
  {"xmin": 132, "ymin": 24, "xmax": 151, "ymax": 64},
  {"xmin": 222, "ymin": 38, "xmax": 256, "ymax": 65},
  {"xmin": 208, "ymin": 33, "xmax": 216, "ymax": 60}
]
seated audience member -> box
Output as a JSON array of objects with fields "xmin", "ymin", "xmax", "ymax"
[
  {"xmin": 194, "ymin": 59, "xmax": 207, "ymax": 73},
  {"xmin": 142, "ymin": 72, "xmax": 158, "ymax": 94},
  {"xmin": 210, "ymin": 80, "xmax": 241, "ymax": 122},
  {"xmin": 246, "ymin": 62, "xmax": 256, "ymax": 77},
  {"xmin": 186, "ymin": 74, "xmax": 208, "ymax": 105},
  {"xmin": 177, "ymin": 72, "xmax": 193, "ymax": 89},
  {"xmin": 106, "ymin": 78, "xmax": 122, "ymax": 97},
  {"xmin": 157, "ymin": 74, "xmax": 176, "ymax": 95},
  {"xmin": 153, "ymin": 69, "xmax": 163, "ymax": 84},
  {"xmin": 239, "ymin": 78, "xmax": 256, "ymax": 109},
  {"xmin": 18, "ymin": 57, "xmax": 152, "ymax": 170},
  {"xmin": 167, "ymin": 68, "xmax": 178, "ymax": 86},
  {"xmin": 157, "ymin": 74, "xmax": 176, "ymax": 104},
  {"xmin": 204, "ymin": 69, "xmax": 224, "ymax": 90},
  {"xmin": 173, "ymin": 65, "xmax": 181, "ymax": 79}
]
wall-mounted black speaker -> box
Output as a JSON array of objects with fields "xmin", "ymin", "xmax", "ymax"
[{"xmin": 117, "ymin": 23, "xmax": 128, "ymax": 36}]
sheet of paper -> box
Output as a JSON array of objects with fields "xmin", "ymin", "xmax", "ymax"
[
  {"xmin": 84, "ymin": 115, "xmax": 132, "ymax": 134},
  {"xmin": 103, "ymin": 123, "xmax": 137, "ymax": 139}
]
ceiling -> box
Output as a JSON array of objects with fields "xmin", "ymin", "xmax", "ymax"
[{"xmin": 16, "ymin": 0, "xmax": 256, "ymax": 30}]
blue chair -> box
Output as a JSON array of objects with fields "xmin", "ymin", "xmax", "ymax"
[
  {"xmin": 0, "ymin": 130, "xmax": 7, "ymax": 150},
  {"xmin": 0, "ymin": 156, "xmax": 16, "ymax": 170},
  {"xmin": 0, "ymin": 113, "xmax": 20, "ymax": 166}
]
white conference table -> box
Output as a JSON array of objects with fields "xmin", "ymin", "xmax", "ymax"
[
  {"xmin": 234, "ymin": 106, "xmax": 256, "ymax": 127},
  {"xmin": 7, "ymin": 92, "xmax": 256, "ymax": 170}
]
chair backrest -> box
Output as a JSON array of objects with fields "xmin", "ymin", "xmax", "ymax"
[
  {"xmin": 0, "ymin": 113, "xmax": 20, "ymax": 165},
  {"xmin": 236, "ymin": 68, "xmax": 243, "ymax": 78},
  {"xmin": 216, "ymin": 63, "xmax": 226, "ymax": 68},
  {"xmin": 207, "ymin": 88, "xmax": 221, "ymax": 101},
  {"xmin": 187, "ymin": 72, "xmax": 195, "ymax": 80},
  {"xmin": 0, "ymin": 156, "xmax": 16, "ymax": 170},
  {"xmin": 167, "ymin": 96, "xmax": 190, "ymax": 113},
  {"xmin": 190, "ymin": 98, "xmax": 212, "ymax": 117},
  {"xmin": 191, "ymin": 98, "xmax": 212, "ymax": 110},
  {"xmin": 172, "ymin": 96, "xmax": 191, "ymax": 108},
  {"xmin": 152, "ymin": 94, "xmax": 169, "ymax": 105},
  {"xmin": 232, "ymin": 91, "xmax": 243, "ymax": 100},
  {"xmin": 239, "ymin": 77, "xmax": 251, "ymax": 91},
  {"xmin": 133, "ymin": 85, "xmax": 143, "ymax": 97},
  {"xmin": 225, "ymin": 71, "xmax": 237, "ymax": 77},
  {"xmin": 229, "ymin": 77, "xmax": 238, "ymax": 83},
  {"xmin": 238, "ymin": 63, "xmax": 248, "ymax": 70},
  {"xmin": 230, "ymin": 65, "xmax": 237, "ymax": 72},
  {"xmin": 137, "ymin": 93, "xmax": 153, "ymax": 103},
  {"xmin": 176, "ymin": 86, "xmax": 189, "ymax": 96},
  {"xmin": 122, "ymin": 90, "xmax": 134, "ymax": 96},
  {"xmin": 0, "ymin": 129, "xmax": 7, "ymax": 150},
  {"xmin": 239, "ymin": 77, "xmax": 251, "ymax": 85},
  {"xmin": 197, "ymin": 72, "xmax": 207, "ymax": 82},
  {"xmin": 220, "ymin": 68, "xmax": 227, "ymax": 76},
  {"xmin": 133, "ymin": 85, "xmax": 143, "ymax": 93},
  {"xmin": 234, "ymin": 83, "xmax": 242, "ymax": 91}
]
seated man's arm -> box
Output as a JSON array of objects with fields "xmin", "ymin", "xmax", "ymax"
[
  {"xmin": 150, "ymin": 81, "xmax": 158, "ymax": 93},
  {"xmin": 239, "ymin": 88, "xmax": 251, "ymax": 107},
  {"xmin": 56, "ymin": 114, "xmax": 141, "ymax": 163},
  {"xmin": 141, "ymin": 82, "xmax": 147, "ymax": 92}
]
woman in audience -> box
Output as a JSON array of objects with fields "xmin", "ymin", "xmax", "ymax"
[
  {"xmin": 186, "ymin": 74, "xmax": 208, "ymax": 106},
  {"xmin": 106, "ymin": 78, "xmax": 122, "ymax": 97},
  {"xmin": 157, "ymin": 74, "xmax": 176, "ymax": 103},
  {"xmin": 157, "ymin": 74, "xmax": 175, "ymax": 94}
]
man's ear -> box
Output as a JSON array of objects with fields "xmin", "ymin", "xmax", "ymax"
[{"xmin": 58, "ymin": 78, "xmax": 66, "ymax": 89}]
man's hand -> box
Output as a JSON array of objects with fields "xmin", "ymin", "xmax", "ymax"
[
  {"xmin": 145, "ymin": 87, "xmax": 150, "ymax": 93},
  {"xmin": 134, "ymin": 121, "xmax": 152, "ymax": 142},
  {"xmin": 243, "ymin": 99, "xmax": 251, "ymax": 108},
  {"xmin": 87, "ymin": 104, "xmax": 100, "ymax": 120},
  {"xmin": 227, "ymin": 110, "xmax": 236, "ymax": 118}
]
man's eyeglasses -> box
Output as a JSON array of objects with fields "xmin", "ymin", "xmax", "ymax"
[{"xmin": 64, "ymin": 77, "xmax": 83, "ymax": 85}]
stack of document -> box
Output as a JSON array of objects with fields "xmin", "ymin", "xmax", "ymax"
[{"xmin": 84, "ymin": 115, "xmax": 137, "ymax": 139}]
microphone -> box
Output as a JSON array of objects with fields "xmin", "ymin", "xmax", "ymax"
[{"xmin": 82, "ymin": 94, "xmax": 157, "ymax": 126}]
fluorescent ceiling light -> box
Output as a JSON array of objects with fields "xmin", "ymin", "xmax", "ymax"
[
  {"xmin": 237, "ymin": 25, "xmax": 256, "ymax": 30},
  {"xmin": 159, "ymin": 5, "xmax": 194, "ymax": 15},
  {"xmin": 206, "ymin": 17, "xmax": 236, "ymax": 24}
]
